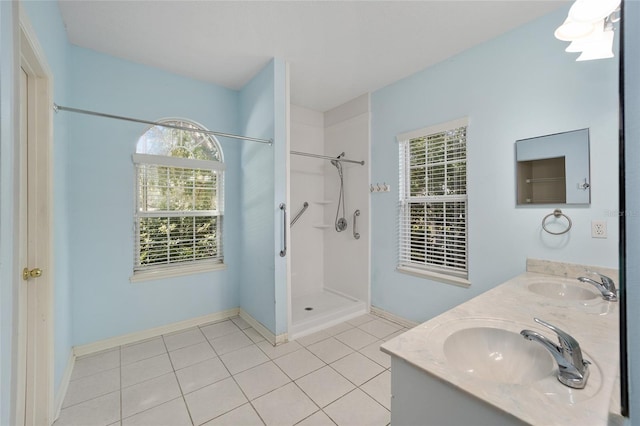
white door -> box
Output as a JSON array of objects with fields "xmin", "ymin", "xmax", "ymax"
[{"xmin": 17, "ymin": 23, "xmax": 54, "ymax": 424}]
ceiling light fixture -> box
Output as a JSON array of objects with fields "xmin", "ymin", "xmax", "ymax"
[
  {"xmin": 554, "ymin": 17, "xmax": 596, "ymax": 41},
  {"xmin": 555, "ymin": 0, "xmax": 620, "ymax": 61}
]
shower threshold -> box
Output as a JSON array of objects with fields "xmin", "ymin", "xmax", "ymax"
[{"xmin": 290, "ymin": 289, "xmax": 367, "ymax": 340}]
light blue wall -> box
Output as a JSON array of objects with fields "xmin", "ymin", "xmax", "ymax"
[
  {"xmin": 67, "ymin": 47, "xmax": 242, "ymax": 345},
  {"xmin": 273, "ymin": 60, "xmax": 288, "ymax": 335},
  {"xmin": 370, "ymin": 6, "xmax": 619, "ymax": 323},
  {"xmin": 0, "ymin": 3, "xmax": 19, "ymax": 424},
  {"xmin": 237, "ymin": 58, "xmax": 288, "ymax": 336},
  {"xmin": 5, "ymin": 1, "xmax": 633, "ymax": 422},
  {"xmin": 1, "ymin": 0, "xmax": 73, "ymax": 415},
  {"xmin": 238, "ymin": 60, "xmax": 277, "ymax": 333},
  {"xmin": 21, "ymin": 0, "xmax": 73, "ymax": 400},
  {"xmin": 13, "ymin": 0, "xmax": 288, "ymax": 399},
  {"xmin": 623, "ymin": 1, "xmax": 639, "ymax": 423}
]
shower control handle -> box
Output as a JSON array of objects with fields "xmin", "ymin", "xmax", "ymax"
[
  {"xmin": 279, "ymin": 203, "xmax": 287, "ymax": 257},
  {"xmin": 353, "ymin": 210, "xmax": 361, "ymax": 240}
]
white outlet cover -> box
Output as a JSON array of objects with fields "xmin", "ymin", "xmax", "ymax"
[{"xmin": 591, "ymin": 220, "xmax": 607, "ymax": 239}]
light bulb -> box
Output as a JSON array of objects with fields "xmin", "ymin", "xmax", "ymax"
[
  {"xmin": 576, "ymin": 30, "xmax": 614, "ymax": 61},
  {"xmin": 554, "ymin": 18, "xmax": 595, "ymax": 41},
  {"xmin": 565, "ymin": 19, "xmax": 605, "ymax": 52}
]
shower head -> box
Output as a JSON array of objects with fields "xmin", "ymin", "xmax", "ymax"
[{"xmin": 330, "ymin": 152, "xmax": 345, "ymax": 169}]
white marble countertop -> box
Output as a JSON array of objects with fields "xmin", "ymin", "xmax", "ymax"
[{"xmin": 381, "ymin": 269, "xmax": 620, "ymax": 425}]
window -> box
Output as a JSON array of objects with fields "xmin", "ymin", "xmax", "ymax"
[
  {"xmin": 397, "ymin": 118, "xmax": 469, "ymax": 286},
  {"xmin": 132, "ymin": 120, "xmax": 224, "ymax": 280}
]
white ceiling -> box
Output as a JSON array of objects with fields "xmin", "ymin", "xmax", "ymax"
[{"xmin": 57, "ymin": 1, "xmax": 567, "ymax": 112}]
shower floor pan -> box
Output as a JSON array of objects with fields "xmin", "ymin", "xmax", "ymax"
[{"xmin": 290, "ymin": 289, "xmax": 367, "ymax": 340}]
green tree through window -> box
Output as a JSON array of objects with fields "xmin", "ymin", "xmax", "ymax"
[
  {"xmin": 399, "ymin": 121, "xmax": 468, "ymax": 280},
  {"xmin": 133, "ymin": 120, "xmax": 224, "ymax": 272}
]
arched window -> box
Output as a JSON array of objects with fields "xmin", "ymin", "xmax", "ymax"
[{"xmin": 132, "ymin": 120, "xmax": 225, "ymax": 278}]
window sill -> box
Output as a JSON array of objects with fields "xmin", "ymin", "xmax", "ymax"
[
  {"xmin": 130, "ymin": 262, "xmax": 227, "ymax": 283},
  {"xmin": 396, "ymin": 266, "xmax": 471, "ymax": 288}
]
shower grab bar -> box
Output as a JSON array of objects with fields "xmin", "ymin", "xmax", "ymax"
[
  {"xmin": 353, "ymin": 209, "xmax": 361, "ymax": 240},
  {"xmin": 279, "ymin": 203, "xmax": 287, "ymax": 257},
  {"xmin": 291, "ymin": 202, "xmax": 309, "ymax": 227}
]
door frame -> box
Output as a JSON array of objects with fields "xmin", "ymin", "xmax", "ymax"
[{"xmin": 15, "ymin": 7, "xmax": 54, "ymax": 425}]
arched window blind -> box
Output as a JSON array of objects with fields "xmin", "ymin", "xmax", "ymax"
[{"xmin": 132, "ymin": 120, "xmax": 225, "ymax": 275}]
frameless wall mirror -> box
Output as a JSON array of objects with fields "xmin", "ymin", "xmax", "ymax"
[{"xmin": 515, "ymin": 128, "xmax": 591, "ymax": 205}]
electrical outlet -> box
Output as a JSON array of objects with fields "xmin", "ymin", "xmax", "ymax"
[{"xmin": 591, "ymin": 220, "xmax": 607, "ymax": 238}]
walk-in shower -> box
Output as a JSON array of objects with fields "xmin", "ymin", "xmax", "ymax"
[
  {"xmin": 289, "ymin": 148, "xmax": 368, "ymax": 337},
  {"xmin": 289, "ymin": 100, "xmax": 371, "ymax": 339}
]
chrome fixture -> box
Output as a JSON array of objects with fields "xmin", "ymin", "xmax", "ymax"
[
  {"xmin": 331, "ymin": 153, "xmax": 348, "ymax": 232},
  {"xmin": 353, "ymin": 209, "xmax": 361, "ymax": 240},
  {"xmin": 279, "ymin": 203, "xmax": 287, "ymax": 257},
  {"xmin": 520, "ymin": 318, "xmax": 591, "ymax": 389},
  {"xmin": 370, "ymin": 182, "xmax": 390, "ymax": 193},
  {"xmin": 577, "ymin": 271, "xmax": 618, "ymax": 301},
  {"xmin": 53, "ymin": 104, "xmax": 273, "ymax": 145},
  {"xmin": 554, "ymin": 0, "xmax": 621, "ymax": 61},
  {"xmin": 541, "ymin": 209, "xmax": 572, "ymax": 235},
  {"xmin": 290, "ymin": 150, "xmax": 365, "ymax": 165},
  {"xmin": 291, "ymin": 202, "xmax": 309, "ymax": 227}
]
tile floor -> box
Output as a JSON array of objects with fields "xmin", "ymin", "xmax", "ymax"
[{"xmin": 54, "ymin": 314, "xmax": 408, "ymax": 426}]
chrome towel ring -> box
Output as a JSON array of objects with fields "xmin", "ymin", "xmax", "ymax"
[{"xmin": 542, "ymin": 209, "xmax": 572, "ymax": 235}]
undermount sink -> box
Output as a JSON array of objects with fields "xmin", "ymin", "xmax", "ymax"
[
  {"xmin": 443, "ymin": 327, "xmax": 555, "ymax": 384},
  {"xmin": 528, "ymin": 281, "xmax": 599, "ymax": 301}
]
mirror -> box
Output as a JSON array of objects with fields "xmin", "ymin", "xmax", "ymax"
[{"xmin": 515, "ymin": 128, "xmax": 591, "ymax": 205}]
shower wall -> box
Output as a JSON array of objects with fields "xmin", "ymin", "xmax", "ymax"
[
  {"xmin": 290, "ymin": 105, "xmax": 325, "ymax": 298},
  {"xmin": 289, "ymin": 94, "xmax": 370, "ymax": 307},
  {"xmin": 323, "ymin": 94, "xmax": 370, "ymax": 303}
]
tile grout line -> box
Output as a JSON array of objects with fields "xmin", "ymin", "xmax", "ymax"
[
  {"xmin": 228, "ymin": 338, "xmax": 327, "ymax": 425},
  {"xmin": 163, "ymin": 330, "xmax": 197, "ymax": 426},
  {"xmin": 280, "ymin": 336, "xmax": 387, "ymax": 421},
  {"xmin": 60, "ymin": 315, "xmax": 396, "ymax": 426},
  {"xmin": 264, "ymin": 346, "xmax": 326, "ymax": 425},
  {"xmin": 197, "ymin": 320, "xmax": 269, "ymax": 426},
  {"xmin": 358, "ymin": 369, "xmax": 392, "ymax": 411},
  {"xmin": 118, "ymin": 337, "xmax": 193, "ymax": 424},
  {"xmin": 57, "ymin": 367, "xmax": 122, "ymax": 412}
]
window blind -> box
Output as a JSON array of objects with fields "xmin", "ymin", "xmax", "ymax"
[
  {"xmin": 134, "ymin": 161, "xmax": 223, "ymax": 270},
  {"xmin": 398, "ymin": 122, "xmax": 468, "ymax": 278}
]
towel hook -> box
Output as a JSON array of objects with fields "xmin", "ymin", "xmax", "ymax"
[{"xmin": 542, "ymin": 209, "xmax": 572, "ymax": 235}]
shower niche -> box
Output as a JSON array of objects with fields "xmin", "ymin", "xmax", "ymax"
[
  {"xmin": 288, "ymin": 95, "xmax": 371, "ymax": 339},
  {"xmin": 310, "ymin": 200, "xmax": 336, "ymax": 229}
]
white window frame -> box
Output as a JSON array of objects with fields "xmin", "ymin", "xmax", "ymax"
[
  {"xmin": 130, "ymin": 124, "xmax": 226, "ymax": 282},
  {"xmin": 397, "ymin": 117, "xmax": 470, "ymax": 287}
]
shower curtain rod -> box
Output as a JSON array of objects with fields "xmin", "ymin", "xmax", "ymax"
[
  {"xmin": 53, "ymin": 103, "xmax": 273, "ymax": 145},
  {"xmin": 291, "ymin": 150, "xmax": 365, "ymax": 165}
]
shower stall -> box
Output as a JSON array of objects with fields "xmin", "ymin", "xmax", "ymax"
[{"xmin": 288, "ymin": 95, "xmax": 371, "ymax": 339}]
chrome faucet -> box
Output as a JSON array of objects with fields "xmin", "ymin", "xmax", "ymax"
[
  {"xmin": 577, "ymin": 270, "xmax": 618, "ymax": 301},
  {"xmin": 520, "ymin": 318, "xmax": 591, "ymax": 389}
]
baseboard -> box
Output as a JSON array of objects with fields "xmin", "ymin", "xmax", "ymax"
[
  {"xmin": 289, "ymin": 307, "xmax": 367, "ymax": 341},
  {"xmin": 53, "ymin": 350, "xmax": 75, "ymax": 421},
  {"xmin": 73, "ymin": 308, "xmax": 239, "ymax": 357},
  {"xmin": 370, "ymin": 306, "xmax": 419, "ymax": 329},
  {"xmin": 238, "ymin": 309, "xmax": 288, "ymax": 346}
]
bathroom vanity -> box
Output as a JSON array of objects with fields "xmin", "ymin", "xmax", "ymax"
[{"xmin": 381, "ymin": 259, "xmax": 620, "ymax": 426}]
